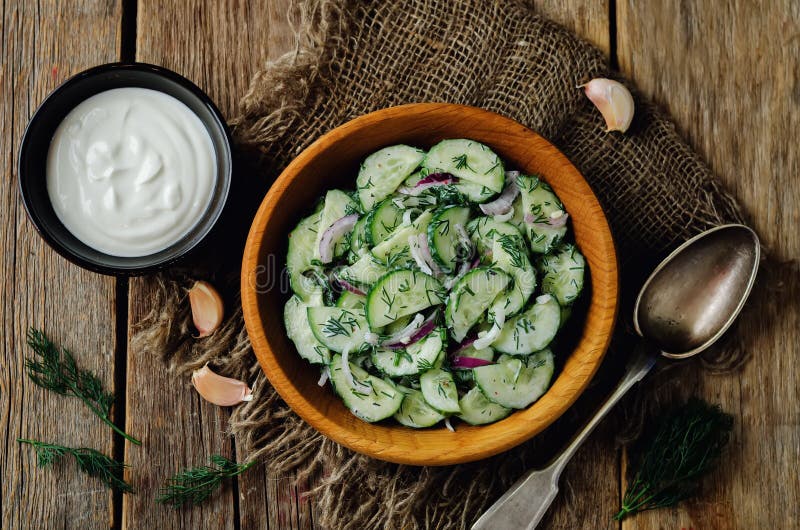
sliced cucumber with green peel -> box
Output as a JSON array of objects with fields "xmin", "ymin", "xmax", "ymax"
[
  {"xmin": 314, "ymin": 189, "xmax": 359, "ymax": 261},
  {"xmin": 337, "ymin": 253, "xmax": 388, "ymax": 289},
  {"xmin": 393, "ymin": 386, "xmax": 445, "ymax": 428},
  {"xmin": 445, "ymin": 267, "xmax": 512, "ymax": 342},
  {"xmin": 473, "ymin": 349, "xmax": 554, "ymax": 409},
  {"xmin": 467, "ymin": 217, "xmax": 524, "ymax": 255},
  {"xmin": 517, "ymin": 174, "xmax": 567, "ymax": 254},
  {"xmin": 328, "ymin": 354, "xmax": 403, "ymax": 422},
  {"xmin": 423, "ymin": 139, "xmax": 504, "ymax": 193},
  {"xmin": 539, "ymin": 244, "xmax": 586, "ymax": 306},
  {"xmin": 507, "ymin": 194, "xmax": 526, "ymax": 233},
  {"xmin": 287, "ymin": 210, "xmax": 324, "ymax": 301},
  {"xmin": 284, "ymin": 296, "xmax": 330, "ymax": 364},
  {"xmin": 336, "ymin": 290, "xmax": 366, "ymax": 309},
  {"xmin": 371, "ymin": 329, "xmax": 444, "ymax": 377},
  {"xmin": 349, "ymin": 215, "xmax": 368, "ymax": 257},
  {"xmin": 489, "ymin": 234, "xmax": 536, "ymax": 318},
  {"xmin": 366, "ymin": 269, "xmax": 446, "ymax": 329},
  {"xmin": 454, "ymin": 180, "xmax": 497, "ymax": 203},
  {"xmin": 365, "ymin": 198, "xmax": 405, "ymax": 246},
  {"xmin": 307, "ymin": 306, "xmax": 370, "ymax": 353},
  {"xmin": 457, "ymin": 386, "xmax": 511, "ymax": 425},
  {"xmin": 420, "ymin": 368, "xmax": 461, "ymax": 414},
  {"xmin": 370, "ymin": 210, "xmax": 434, "ymax": 266},
  {"xmin": 357, "ymin": 145, "xmax": 425, "ymax": 210},
  {"xmin": 428, "ymin": 205, "xmax": 471, "ymax": 273},
  {"xmin": 492, "ymin": 294, "xmax": 561, "ymax": 355}
]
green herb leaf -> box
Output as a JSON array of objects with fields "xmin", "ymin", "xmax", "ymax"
[
  {"xmin": 18, "ymin": 438, "xmax": 133, "ymax": 493},
  {"xmin": 615, "ymin": 398, "xmax": 733, "ymax": 521},
  {"xmin": 157, "ymin": 455, "xmax": 254, "ymax": 507},
  {"xmin": 24, "ymin": 328, "xmax": 141, "ymax": 445}
]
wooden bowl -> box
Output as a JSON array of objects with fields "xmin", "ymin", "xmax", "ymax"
[{"xmin": 242, "ymin": 103, "xmax": 618, "ymax": 466}]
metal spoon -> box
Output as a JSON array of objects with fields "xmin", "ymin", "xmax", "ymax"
[{"xmin": 472, "ymin": 224, "xmax": 760, "ymax": 530}]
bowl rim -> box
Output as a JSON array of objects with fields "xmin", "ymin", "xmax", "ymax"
[
  {"xmin": 17, "ymin": 61, "xmax": 233, "ymax": 276},
  {"xmin": 242, "ymin": 103, "xmax": 619, "ymax": 465}
]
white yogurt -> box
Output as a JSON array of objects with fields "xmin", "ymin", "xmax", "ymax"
[{"xmin": 46, "ymin": 87, "xmax": 216, "ymax": 257}]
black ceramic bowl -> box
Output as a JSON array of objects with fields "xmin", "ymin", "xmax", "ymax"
[{"xmin": 18, "ymin": 62, "xmax": 232, "ymax": 275}]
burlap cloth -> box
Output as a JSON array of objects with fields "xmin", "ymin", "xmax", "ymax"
[{"xmin": 131, "ymin": 1, "xmax": 767, "ymax": 528}]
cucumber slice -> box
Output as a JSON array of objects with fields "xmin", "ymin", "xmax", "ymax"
[
  {"xmin": 349, "ymin": 216, "xmax": 369, "ymax": 256},
  {"xmin": 492, "ymin": 294, "xmax": 561, "ymax": 355},
  {"xmin": 365, "ymin": 198, "xmax": 405, "ymax": 246},
  {"xmin": 427, "ymin": 205, "xmax": 471, "ymax": 273},
  {"xmin": 307, "ymin": 306, "xmax": 370, "ymax": 353},
  {"xmin": 473, "ymin": 349, "xmax": 555, "ymax": 409},
  {"xmin": 457, "ymin": 386, "xmax": 511, "ymax": 425},
  {"xmin": 453, "ymin": 344, "xmax": 495, "ymax": 363},
  {"xmin": 453, "ymin": 180, "xmax": 497, "ymax": 204},
  {"xmin": 517, "ymin": 175, "xmax": 567, "ymax": 254},
  {"xmin": 336, "ymin": 290, "xmax": 366, "ymax": 309},
  {"xmin": 423, "ymin": 139, "xmax": 504, "ymax": 193},
  {"xmin": 445, "ymin": 267, "xmax": 512, "ymax": 342},
  {"xmin": 287, "ymin": 210, "xmax": 324, "ymax": 301},
  {"xmin": 507, "ymin": 193, "xmax": 526, "ymax": 233},
  {"xmin": 365, "ymin": 269, "xmax": 446, "ymax": 329},
  {"xmin": 357, "ymin": 145, "xmax": 425, "ymax": 211},
  {"xmin": 371, "ymin": 329, "xmax": 444, "ymax": 377},
  {"xmin": 489, "ymin": 234, "xmax": 536, "ymax": 318},
  {"xmin": 538, "ymin": 244, "xmax": 586, "ymax": 306},
  {"xmin": 284, "ymin": 295, "xmax": 330, "ymax": 364},
  {"xmin": 467, "ymin": 217, "xmax": 524, "ymax": 255},
  {"xmin": 393, "ymin": 386, "xmax": 445, "ymax": 428},
  {"xmin": 420, "ymin": 368, "xmax": 461, "ymax": 414},
  {"xmin": 370, "ymin": 210, "xmax": 434, "ymax": 267},
  {"xmin": 337, "ymin": 253, "xmax": 388, "ymax": 289},
  {"xmin": 328, "ymin": 354, "xmax": 403, "ymax": 422},
  {"xmin": 314, "ymin": 189, "xmax": 359, "ymax": 261}
]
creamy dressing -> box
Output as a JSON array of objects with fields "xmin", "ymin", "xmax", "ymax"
[{"xmin": 46, "ymin": 87, "xmax": 216, "ymax": 257}]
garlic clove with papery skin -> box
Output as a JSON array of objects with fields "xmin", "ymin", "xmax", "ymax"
[
  {"xmin": 189, "ymin": 281, "xmax": 224, "ymax": 338},
  {"xmin": 580, "ymin": 78, "xmax": 635, "ymax": 133},
  {"xmin": 192, "ymin": 363, "xmax": 253, "ymax": 406}
]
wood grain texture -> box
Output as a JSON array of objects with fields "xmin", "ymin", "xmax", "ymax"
[
  {"xmin": 531, "ymin": 0, "xmax": 611, "ymax": 55},
  {"xmin": 0, "ymin": 1, "xmax": 121, "ymax": 529},
  {"xmin": 125, "ymin": 1, "xmax": 298, "ymax": 529},
  {"xmin": 617, "ymin": 1, "xmax": 800, "ymax": 529},
  {"xmin": 241, "ymin": 103, "xmax": 619, "ymax": 466}
]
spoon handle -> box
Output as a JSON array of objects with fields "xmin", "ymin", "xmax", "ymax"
[{"xmin": 471, "ymin": 344, "xmax": 657, "ymax": 530}]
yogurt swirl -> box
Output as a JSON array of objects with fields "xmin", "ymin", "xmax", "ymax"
[{"xmin": 46, "ymin": 87, "xmax": 216, "ymax": 257}]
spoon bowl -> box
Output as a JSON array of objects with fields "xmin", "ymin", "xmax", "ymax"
[{"xmin": 634, "ymin": 224, "xmax": 760, "ymax": 358}]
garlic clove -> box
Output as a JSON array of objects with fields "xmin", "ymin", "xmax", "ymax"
[
  {"xmin": 189, "ymin": 281, "xmax": 224, "ymax": 338},
  {"xmin": 192, "ymin": 363, "xmax": 253, "ymax": 406},
  {"xmin": 580, "ymin": 78, "xmax": 635, "ymax": 133}
]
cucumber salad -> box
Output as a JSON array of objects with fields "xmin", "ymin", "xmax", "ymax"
[{"xmin": 283, "ymin": 139, "xmax": 586, "ymax": 428}]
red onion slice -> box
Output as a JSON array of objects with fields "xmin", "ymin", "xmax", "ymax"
[
  {"xmin": 381, "ymin": 311, "xmax": 438, "ymax": 349},
  {"xmin": 398, "ymin": 173, "xmax": 457, "ymax": 196},
  {"xmin": 479, "ymin": 179, "xmax": 519, "ymax": 216},
  {"xmin": 409, "ymin": 234, "xmax": 441, "ymax": 276},
  {"xmin": 451, "ymin": 356, "xmax": 493, "ymax": 369},
  {"xmin": 452, "ymin": 336, "xmax": 477, "ymax": 355},
  {"xmin": 319, "ymin": 214, "xmax": 358, "ymax": 264}
]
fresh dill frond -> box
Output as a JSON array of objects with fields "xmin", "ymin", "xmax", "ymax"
[
  {"xmin": 156, "ymin": 455, "xmax": 254, "ymax": 507},
  {"xmin": 24, "ymin": 328, "xmax": 141, "ymax": 445},
  {"xmin": 614, "ymin": 398, "xmax": 734, "ymax": 521},
  {"xmin": 18, "ymin": 438, "xmax": 133, "ymax": 493}
]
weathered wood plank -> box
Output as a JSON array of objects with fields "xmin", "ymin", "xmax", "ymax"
[
  {"xmin": 124, "ymin": 1, "xmax": 297, "ymax": 529},
  {"xmin": 533, "ymin": 0, "xmax": 611, "ymax": 56},
  {"xmin": 617, "ymin": 1, "xmax": 800, "ymax": 529},
  {"xmin": 0, "ymin": 1, "xmax": 121, "ymax": 529}
]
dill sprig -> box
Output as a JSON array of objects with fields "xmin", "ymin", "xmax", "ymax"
[
  {"xmin": 18, "ymin": 438, "xmax": 133, "ymax": 493},
  {"xmin": 24, "ymin": 328, "xmax": 141, "ymax": 445},
  {"xmin": 614, "ymin": 398, "xmax": 733, "ymax": 521},
  {"xmin": 157, "ymin": 455, "xmax": 254, "ymax": 507}
]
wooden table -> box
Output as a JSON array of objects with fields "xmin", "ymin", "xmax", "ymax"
[{"xmin": 2, "ymin": 1, "xmax": 797, "ymax": 528}]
